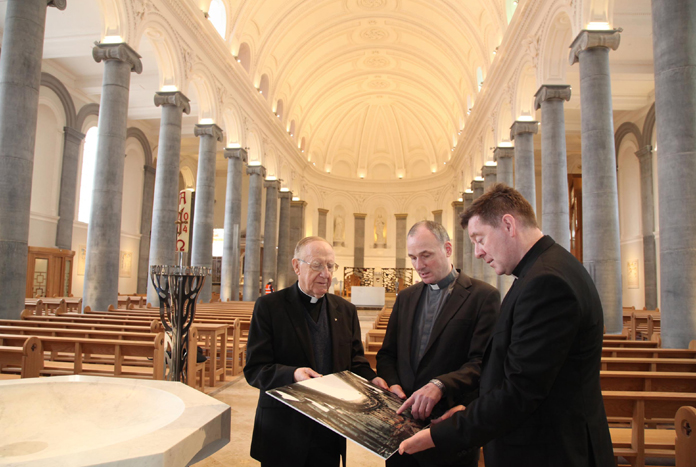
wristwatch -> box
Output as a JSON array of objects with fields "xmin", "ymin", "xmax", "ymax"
[{"xmin": 429, "ymin": 378, "xmax": 446, "ymax": 395}]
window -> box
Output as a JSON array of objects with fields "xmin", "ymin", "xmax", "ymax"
[
  {"xmin": 208, "ymin": 0, "xmax": 226, "ymax": 38},
  {"xmin": 78, "ymin": 127, "xmax": 98, "ymax": 223}
]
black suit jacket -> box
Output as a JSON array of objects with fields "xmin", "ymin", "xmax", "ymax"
[
  {"xmin": 376, "ymin": 273, "xmax": 500, "ymax": 416},
  {"xmin": 431, "ymin": 236, "xmax": 614, "ymax": 467},
  {"xmin": 244, "ymin": 283, "xmax": 376, "ymax": 465}
]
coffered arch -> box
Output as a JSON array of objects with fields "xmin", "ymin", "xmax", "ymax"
[{"xmin": 133, "ymin": 15, "xmax": 186, "ymax": 92}]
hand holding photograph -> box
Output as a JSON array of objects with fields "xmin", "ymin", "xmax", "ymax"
[{"xmin": 267, "ymin": 370, "xmax": 428, "ymax": 459}]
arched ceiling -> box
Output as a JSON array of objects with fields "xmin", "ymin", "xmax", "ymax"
[{"xmin": 232, "ymin": 0, "xmax": 506, "ymax": 180}]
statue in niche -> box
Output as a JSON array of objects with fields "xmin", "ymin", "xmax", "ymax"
[
  {"xmin": 374, "ymin": 215, "xmax": 387, "ymax": 248},
  {"xmin": 333, "ymin": 215, "xmax": 345, "ymax": 247}
]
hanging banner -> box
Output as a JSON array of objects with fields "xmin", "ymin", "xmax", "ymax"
[{"xmin": 176, "ymin": 189, "xmax": 195, "ymax": 252}]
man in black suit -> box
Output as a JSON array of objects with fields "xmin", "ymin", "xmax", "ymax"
[
  {"xmin": 244, "ymin": 236, "xmax": 388, "ymax": 467},
  {"xmin": 378, "ymin": 221, "xmax": 500, "ymax": 467},
  {"xmin": 399, "ymin": 184, "xmax": 614, "ymax": 467}
]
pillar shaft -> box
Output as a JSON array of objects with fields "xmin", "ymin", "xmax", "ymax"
[
  {"xmin": 318, "ymin": 208, "xmax": 329, "ymax": 239},
  {"xmin": 481, "ymin": 165, "xmax": 498, "ymax": 288},
  {"xmin": 289, "ymin": 200, "xmax": 307, "ymax": 280},
  {"xmin": 493, "ymin": 147, "xmax": 515, "ymax": 297},
  {"xmin": 354, "ymin": 213, "xmax": 366, "ymax": 268},
  {"xmin": 535, "ymin": 85, "xmax": 572, "ymax": 250},
  {"xmin": 261, "ymin": 180, "xmax": 280, "ymax": 288},
  {"xmin": 220, "ymin": 148, "xmax": 246, "ymax": 301},
  {"xmin": 242, "ymin": 165, "xmax": 266, "ymax": 301},
  {"xmin": 55, "ymin": 127, "xmax": 86, "ymax": 249},
  {"xmin": 451, "ymin": 202, "xmax": 464, "ymax": 272},
  {"xmin": 471, "ymin": 179, "xmax": 484, "ymax": 281},
  {"xmin": 635, "ymin": 146, "xmax": 657, "ymax": 310},
  {"xmin": 510, "ymin": 121, "xmax": 539, "ymax": 213},
  {"xmin": 0, "ymin": 0, "xmax": 65, "ymax": 319},
  {"xmin": 83, "ymin": 42, "xmax": 142, "ymax": 312},
  {"xmin": 570, "ymin": 29, "xmax": 622, "ymax": 333},
  {"xmin": 147, "ymin": 92, "xmax": 190, "ymax": 306},
  {"xmin": 136, "ymin": 165, "xmax": 155, "ymax": 294},
  {"xmin": 395, "ymin": 214, "xmax": 408, "ymax": 269},
  {"xmin": 461, "ymin": 193, "xmax": 474, "ymax": 278},
  {"xmin": 652, "ymin": 1, "xmax": 696, "ymax": 347},
  {"xmin": 432, "ymin": 210, "xmax": 443, "ymax": 225},
  {"xmin": 276, "ymin": 191, "xmax": 292, "ymax": 289},
  {"xmin": 190, "ymin": 124, "xmax": 223, "ymax": 303}
]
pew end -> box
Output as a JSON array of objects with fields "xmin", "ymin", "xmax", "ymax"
[{"xmin": 676, "ymin": 406, "xmax": 696, "ymax": 467}]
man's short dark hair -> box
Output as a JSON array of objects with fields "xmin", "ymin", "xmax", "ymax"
[
  {"xmin": 460, "ymin": 183, "xmax": 539, "ymax": 230},
  {"xmin": 407, "ymin": 220, "xmax": 450, "ymax": 245}
]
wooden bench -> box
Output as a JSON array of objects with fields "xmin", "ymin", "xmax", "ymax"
[
  {"xmin": 0, "ymin": 336, "xmax": 43, "ymax": 378},
  {"xmin": 676, "ymin": 406, "xmax": 696, "ymax": 467},
  {"xmin": 603, "ymin": 347, "xmax": 696, "ymax": 359},
  {"xmin": 602, "ymin": 357, "xmax": 696, "ymax": 372}
]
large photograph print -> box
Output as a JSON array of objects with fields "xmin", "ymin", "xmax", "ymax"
[{"xmin": 266, "ymin": 370, "xmax": 427, "ymax": 459}]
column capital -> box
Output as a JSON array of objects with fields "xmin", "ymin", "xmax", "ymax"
[
  {"xmin": 63, "ymin": 126, "xmax": 85, "ymax": 143},
  {"xmin": 92, "ymin": 42, "xmax": 143, "ymax": 74},
  {"xmin": 534, "ymin": 84, "xmax": 572, "ymax": 110},
  {"xmin": 432, "ymin": 209, "xmax": 443, "ymax": 215},
  {"xmin": 463, "ymin": 191, "xmax": 474, "ymax": 202},
  {"xmin": 482, "ymin": 165, "xmax": 497, "ymax": 178},
  {"xmin": 471, "ymin": 179, "xmax": 484, "ymax": 192},
  {"xmin": 264, "ymin": 179, "xmax": 281, "ymax": 190},
  {"xmin": 318, "ymin": 208, "xmax": 329, "ymax": 214},
  {"xmin": 635, "ymin": 145, "xmax": 653, "ymax": 163},
  {"xmin": 224, "ymin": 147, "xmax": 248, "ymax": 162},
  {"xmin": 451, "ymin": 201, "xmax": 464, "ymax": 208},
  {"xmin": 354, "ymin": 213, "xmax": 367, "ymax": 219},
  {"xmin": 395, "ymin": 213, "xmax": 408, "ymax": 220},
  {"xmin": 143, "ymin": 165, "xmax": 156, "ymax": 175},
  {"xmin": 494, "ymin": 147, "xmax": 515, "ymax": 161},
  {"xmin": 291, "ymin": 200, "xmax": 307, "ymax": 208},
  {"xmin": 569, "ymin": 29, "xmax": 621, "ymax": 65},
  {"xmin": 194, "ymin": 123, "xmax": 224, "ymax": 142},
  {"xmin": 48, "ymin": 0, "xmax": 67, "ymax": 10},
  {"xmin": 154, "ymin": 91, "xmax": 191, "ymax": 114},
  {"xmin": 246, "ymin": 165, "xmax": 266, "ymax": 177},
  {"xmin": 510, "ymin": 121, "xmax": 539, "ymax": 140},
  {"xmin": 279, "ymin": 190, "xmax": 293, "ymax": 200}
]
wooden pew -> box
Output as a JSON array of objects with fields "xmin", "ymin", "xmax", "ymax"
[
  {"xmin": 602, "ymin": 357, "xmax": 696, "ymax": 372},
  {"xmin": 676, "ymin": 406, "xmax": 696, "ymax": 467},
  {"xmin": 602, "ymin": 347, "xmax": 696, "ymax": 359},
  {"xmin": 0, "ymin": 318, "xmax": 153, "ymax": 334},
  {"xmin": 601, "ymin": 370, "xmax": 696, "ymax": 393},
  {"xmin": 0, "ymin": 336, "xmax": 43, "ymax": 378}
]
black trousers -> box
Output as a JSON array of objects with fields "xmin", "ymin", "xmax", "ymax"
[
  {"xmin": 386, "ymin": 446, "xmax": 479, "ymax": 467},
  {"xmin": 262, "ymin": 424, "xmax": 341, "ymax": 467}
]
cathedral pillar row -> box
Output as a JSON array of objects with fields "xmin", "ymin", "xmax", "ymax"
[
  {"xmin": 494, "ymin": 147, "xmax": 516, "ymax": 297},
  {"xmin": 242, "ymin": 165, "xmax": 266, "ymax": 301},
  {"xmin": 635, "ymin": 146, "xmax": 657, "ymax": 311},
  {"xmin": 395, "ymin": 213, "xmax": 408, "ymax": 269},
  {"xmin": 317, "ymin": 208, "xmax": 329, "ymax": 239},
  {"xmin": 510, "ymin": 121, "xmax": 539, "ymax": 213},
  {"xmin": 136, "ymin": 165, "xmax": 155, "ymax": 295},
  {"xmin": 261, "ymin": 180, "xmax": 280, "ymax": 289},
  {"xmin": 220, "ymin": 148, "xmax": 247, "ymax": 301},
  {"xmin": 0, "ymin": 0, "xmax": 66, "ymax": 319},
  {"xmin": 276, "ymin": 191, "xmax": 292, "ymax": 290},
  {"xmin": 55, "ymin": 127, "xmax": 85, "ymax": 250},
  {"xmin": 353, "ymin": 213, "xmax": 367, "ymax": 268},
  {"xmin": 461, "ymin": 192, "xmax": 474, "ymax": 278},
  {"xmin": 470, "ymin": 179, "xmax": 484, "ymax": 282},
  {"xmin": 570, "ymin": 28, "xmax": 622, "ymax": 333},
  {"xmin": 482, "ymin": 165, "xmax": 498, "ymax": 289},
  {"xmin": 190, "ymin": 123, "xmax": 223, "ymax": 303},
  {"xmin": 652, "ymin": 0, "xmax": 696, "ymax": 347},
  {"xmin": 451, "ymin": 202, "xmax": 464, "ymax": 272},
  {"xmin": 535, "ymin": 85, "xmax": 572, "ymax": 250},
  {"xmin": 83, "ymin": 42, "xmax": 142, "ymax": 312},
  {"xmin": 147, "ymin": 91, "xmax": 190, "ymax": 307}
]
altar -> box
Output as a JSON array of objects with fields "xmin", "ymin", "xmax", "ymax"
[{"xmin": 350, "ymin": 286, "xmax": 385, "ymax": 307}]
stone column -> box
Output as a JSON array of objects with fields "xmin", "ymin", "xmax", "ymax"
[
  {"xmin": 288, "ymin": 199, "xmax": 307, "ymax": 280},
  {"xmin": 0, "ymin": 0, "xmax": 66, "ymax": 319},
  {"xmin": 461, "ymin": 192, "xmax": 474, "ymax": 277},
  {"xmin": 190, "ymin": 123, "xmax": 223, "ymax": 303},
  {"xmin": 493, "ymin": 148, "xmax": 516, "ymax": 296},
  {"xmin": 395, "ymin": 213, "xmax": 408, "ymax": 269},
  {"xmin": 652, "ymin": 0, "xmax": 696, "ymax": 347},
  {"xmin": 354, "ymin": 213, "xmax": 367, "ymax": 268},
  {"xmin": 471, "ymin": 179, "xmax": 484, "ymax": 281},
  {"xmin": 570, "ymin": 29, "xmax": 622, "ymax": 333},
  {"xmin": 261, "ymin": 179, "xmax": 280, "ymax": 289},
  {"xmin": 451, "ymin": 201, "xmax": 464, "ymax": 272},
  {"xmin": 136, "ymin": 165, "xmax": 155, "ymax": 294},
  {"xmin": 432, "ymin": 209, "xmax": 443, "ymax": 225},
  {"xmin": 83, "ymin": 42, "xmax": 142, "ymax": 312},
  {"xmin": 318, "ymin": 208, "xmax": 329, "ymax": 239},
  {"xmin": 535, "ymin": 85, "xmax": 572, "ymax": 249},
  {"xmin": 635, "ymin": 146, "xmax": 657, "ymax": 311},
  {"xmin": 220, "ymin": 148, "xmax": 247, "ymax": 301},
  {"xmin": 510, "ymin": 121, "xmax": 539, "ymax": 213},
  {"xmin": 276, "ymin": 191, "xmax": 293, "ymax": 289},
  {"xmin": 147, "ymin": 91, "xmax": 190, "ymax": 306},
  {"xmin": 481, "ymin": 165, "xmax": 498, "ymax": 288},
  {"xmin": 242, "ymin": 165, "xmax": 266, "ymax": 301},
  {"xmin": 55, "ymin": 127, "xmax": 85, "ymax": 249}
]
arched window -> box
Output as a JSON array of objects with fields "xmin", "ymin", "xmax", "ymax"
[
  {"xmin": 505, "ymin": 0, "xmax": 518, "ymax": 23},
  {"xmin": 208, "ymin": 0, "xmax": 226, "ymax": 38},
  {"xmin": 237, "ymin": 42, "xmax": 251, "ymax": 72},
  {"xmin": 78, "ymin": 127, "xmax": 98, "ymax": 223}
]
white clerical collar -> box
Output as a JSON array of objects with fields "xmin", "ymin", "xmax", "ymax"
[
  {"xmin": 428, "ymin": 267, "xmax": 457, "ymax": 290},
  {"xmin": 298, "ymin": 283, "xmax": 322, "ymax": 303}
]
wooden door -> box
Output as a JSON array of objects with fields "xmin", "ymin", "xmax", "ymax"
[
  {"xmin": 26, "ymin": 247, "xmax": 75, "ymax": 298},
  {"xmin": 568, "ymin": 174, "xmax": 582, "ymax": 262}
]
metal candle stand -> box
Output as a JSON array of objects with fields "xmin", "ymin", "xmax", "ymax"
[{"xmin": 150, "ymin": 264, "xmax": 210, "ymax": 382}]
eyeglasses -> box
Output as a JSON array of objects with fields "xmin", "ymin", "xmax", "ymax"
[{"xmin": 297, "ymin": 258, "xmax": 339, "ymax": 272}]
